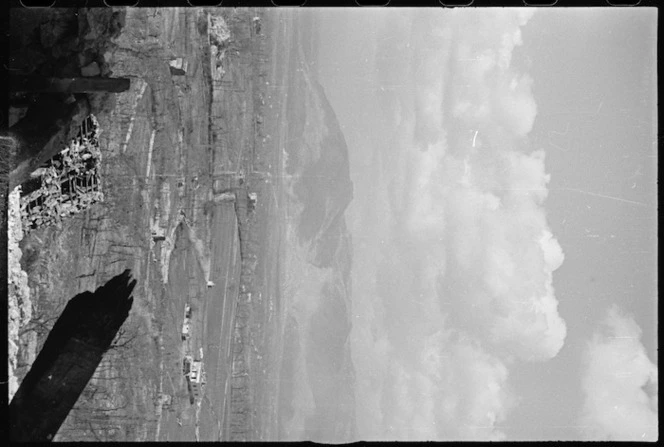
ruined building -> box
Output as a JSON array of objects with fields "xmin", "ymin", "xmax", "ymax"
[{"xmin": 19, "ymin": 115, "xmax": 104, "ymax": 232}]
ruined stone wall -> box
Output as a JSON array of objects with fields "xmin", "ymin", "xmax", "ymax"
[{"xmin": 20, "ymin": 115, "xmax": 103, "ymax": 232}]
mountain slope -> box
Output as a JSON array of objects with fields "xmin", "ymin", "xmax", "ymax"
[{"xmin": 279, "ymin": 39, "xmax": 356, "ymax": 442}]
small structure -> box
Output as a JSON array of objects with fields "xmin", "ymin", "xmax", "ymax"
[
  {"xmin": 252, "ymin": 17, "xmax": 262, "ymax": 35},
  {"xmin": 212, "ymin": 191, "xmax": 236, "ymax": 204},
  {"xmin": 206, "ymin": 281, "xmax": 215, "ymax": 288},
  {"xmin": 181, "ymin": 321, "xmax": 191, "ymax": 341},
  {"xmin": 151, "ymin": 226, "xmax": 166, "ymax": 242},
  {"xmin": 169, "ymin": 58, "xmax": 188, "ymax": 76},
  {"xmin": 156, "ymin": 392, "xmax": 172, "ymax": 409},
  {"xmin": 248, "ymin": 192, "xmax": 258, "ymax": 213},
  {"xmin": 183, "ymin": 355, "xmax": 206, "ymax": 403},
  {"xmin": 181, "ymin": 304, "xmax": 192, "ymax": 341}
]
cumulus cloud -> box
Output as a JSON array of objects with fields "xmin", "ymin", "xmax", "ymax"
[
  {"xmin": 449, "ymin": 9, "xmax": 538, "ymax": 136},
  {"xmin": 373, "ymin": 9, "xmax": 455, "ymax": 151},
  {"xmin": 418, "ymin": 8, "xmax": 567, "ymax": 359},
  {"xmin": 353, "ymin": 7, "xmax": 568, "ymax": 440},
  {"xmin": 434, "ymin": 333, "xmax": 515, "ymax": 441},
  {"xmin": 580, "ymin": 305, "xmax": 658, "ymax": 441},
  {"xmin": 373, "ymin": 330, "xmax": 513, "ymax": 441},
  {"xmin": 493, "ymin": 73, "xmax": 538, "ymax": 137},
  {"xmin": 437, "ymin": 147, "xmax": 566, "ymax": 361},
  {"xmin": 375, "ymin": 8, "xmax": 537, "ymax": 145},
  {"xmin": 409, "ymin": 11, "xmax": 454, "ymax": 150},
  {"xmin": 404, "ymin": 140, "xmax": 448, "ymax": 238},
  {"xmin": 382, "ymin": 360, "xmax": 439, "ymax": 440}
]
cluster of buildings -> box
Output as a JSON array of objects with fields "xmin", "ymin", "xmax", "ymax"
[{"xmin": 181, "ymin": 304, "xmax": 206, "ymax": 404}]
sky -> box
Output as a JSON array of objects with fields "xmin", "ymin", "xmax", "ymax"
[{"xmin": 315, "ymin": 7, "xmax": 657, "ymax": 441}]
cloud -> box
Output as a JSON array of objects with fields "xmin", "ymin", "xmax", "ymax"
[
  {"xmin": 580, "ymin": 305, "xmax": 658, "ymax": 441},
  {"xmin": 353, "ymin": 7, "xmax": 568, "ymax": 440},
  {"xmin": 374, "ymin": 8, "xmax": 537, "ymax": 147},
  {"xmin": 409, "ymin": 13, "xmax": 454, "ymax": 150},
  {"xmin": 438, "ymin": 147, "xmax": 566, "ymax": 362},
  {"xmin": 394, "ymin": 12, "xmax": 561, "ymax": 365},
  {"xmin": 403, "ymin": 140, "xmax": 448, "ymax": 238},
  {"xmin": 372, "ymin": 329, "xmax": 513, "ymax": 441},
  {"xmin": 493, "ymin": 73, "xmax": 538, "ymax": 137},
  {"xmin": 450, "ymin": 9, "xmax": 538, "ymax": 136},
  {"xmin": 433, "ymin": 333, "xmax": 515, "ymax": 441},
  {"xmin": 382, "ymin": 359, "xmax": 438, "ymax": 440}
]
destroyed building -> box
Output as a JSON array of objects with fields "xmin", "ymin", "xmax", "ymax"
[{"xmin": 19, "ymin": 114, "xmax": 104, "ymax": 232}]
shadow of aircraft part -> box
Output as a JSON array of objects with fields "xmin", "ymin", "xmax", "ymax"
[{"xmin": 9, "ymin": 269, "xmax": 136, "ymax": 442}]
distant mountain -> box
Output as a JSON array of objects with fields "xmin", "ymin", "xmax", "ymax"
[
  {"xmin": 287, "ymin": 80, "xmax": 354, "ymax": 270},
  {"xmin": 282, "ymin": 67, "xmax": 356, "ymax": 442}
]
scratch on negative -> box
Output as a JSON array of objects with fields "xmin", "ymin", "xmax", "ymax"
[{"xmin": 560, "ymin": 188, "xmax": 648, "ymax": 207}]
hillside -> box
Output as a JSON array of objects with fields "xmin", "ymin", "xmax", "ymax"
[{"xmin": 277, "ymin": 12, "xmax": 356, "ymax": 441}]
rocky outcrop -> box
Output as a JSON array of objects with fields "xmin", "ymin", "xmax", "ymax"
[{"xmin": 8, "ymin": 186, "xmax": 33, "ymax": 401}]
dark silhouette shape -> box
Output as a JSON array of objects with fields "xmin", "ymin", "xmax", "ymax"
[
  {"xmin": 10, "ymin": 75, "xmax": 131, "ymax": 94},
  {"xmin": 9, "ymin": 269, "xmax": 136, "ymax": 442},
  {"xmin": 9, "ymin": 95, "xmax": 91, "ymax": 190}
]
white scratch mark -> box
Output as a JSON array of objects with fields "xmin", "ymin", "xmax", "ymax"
[
  {"xmin": 548, "ymin": 140, "xmax": 570, "ymax": 152},
  {"xmin": 560, "ymin": 187, "xmax": 648, "ymax": 207}
]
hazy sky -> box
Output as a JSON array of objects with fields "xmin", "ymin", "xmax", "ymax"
[{"xmin": 316, "ymin": 8, "xmax": 657, "ymax": 441}]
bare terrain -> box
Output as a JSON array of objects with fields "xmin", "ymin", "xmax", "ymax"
[
  {"xmin": 10, "ymin": 7, "xmax": 285, "ymax": 441},
  {"xmin": 10, "ymin": 7, "xmax": 355, "ymax": 442}
]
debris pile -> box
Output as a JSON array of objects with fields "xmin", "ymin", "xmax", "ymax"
[
  {"xmin": 208, "ymin": 14, "xmax": 230, "ymax": 46},
  {"xmin": 181, "ymin": 304, "xmax": 192, "ymax": 341},
  {"xmin": 252, "ymin": 17, "xmax": 262, "ymax": 35},
  {"xmin": 20, "ymin": 115, "xmax": 104, "ymax": 232},
  {"xmin": 208, "ymin": 14, "xmax": 231, "ymax": 80}
]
